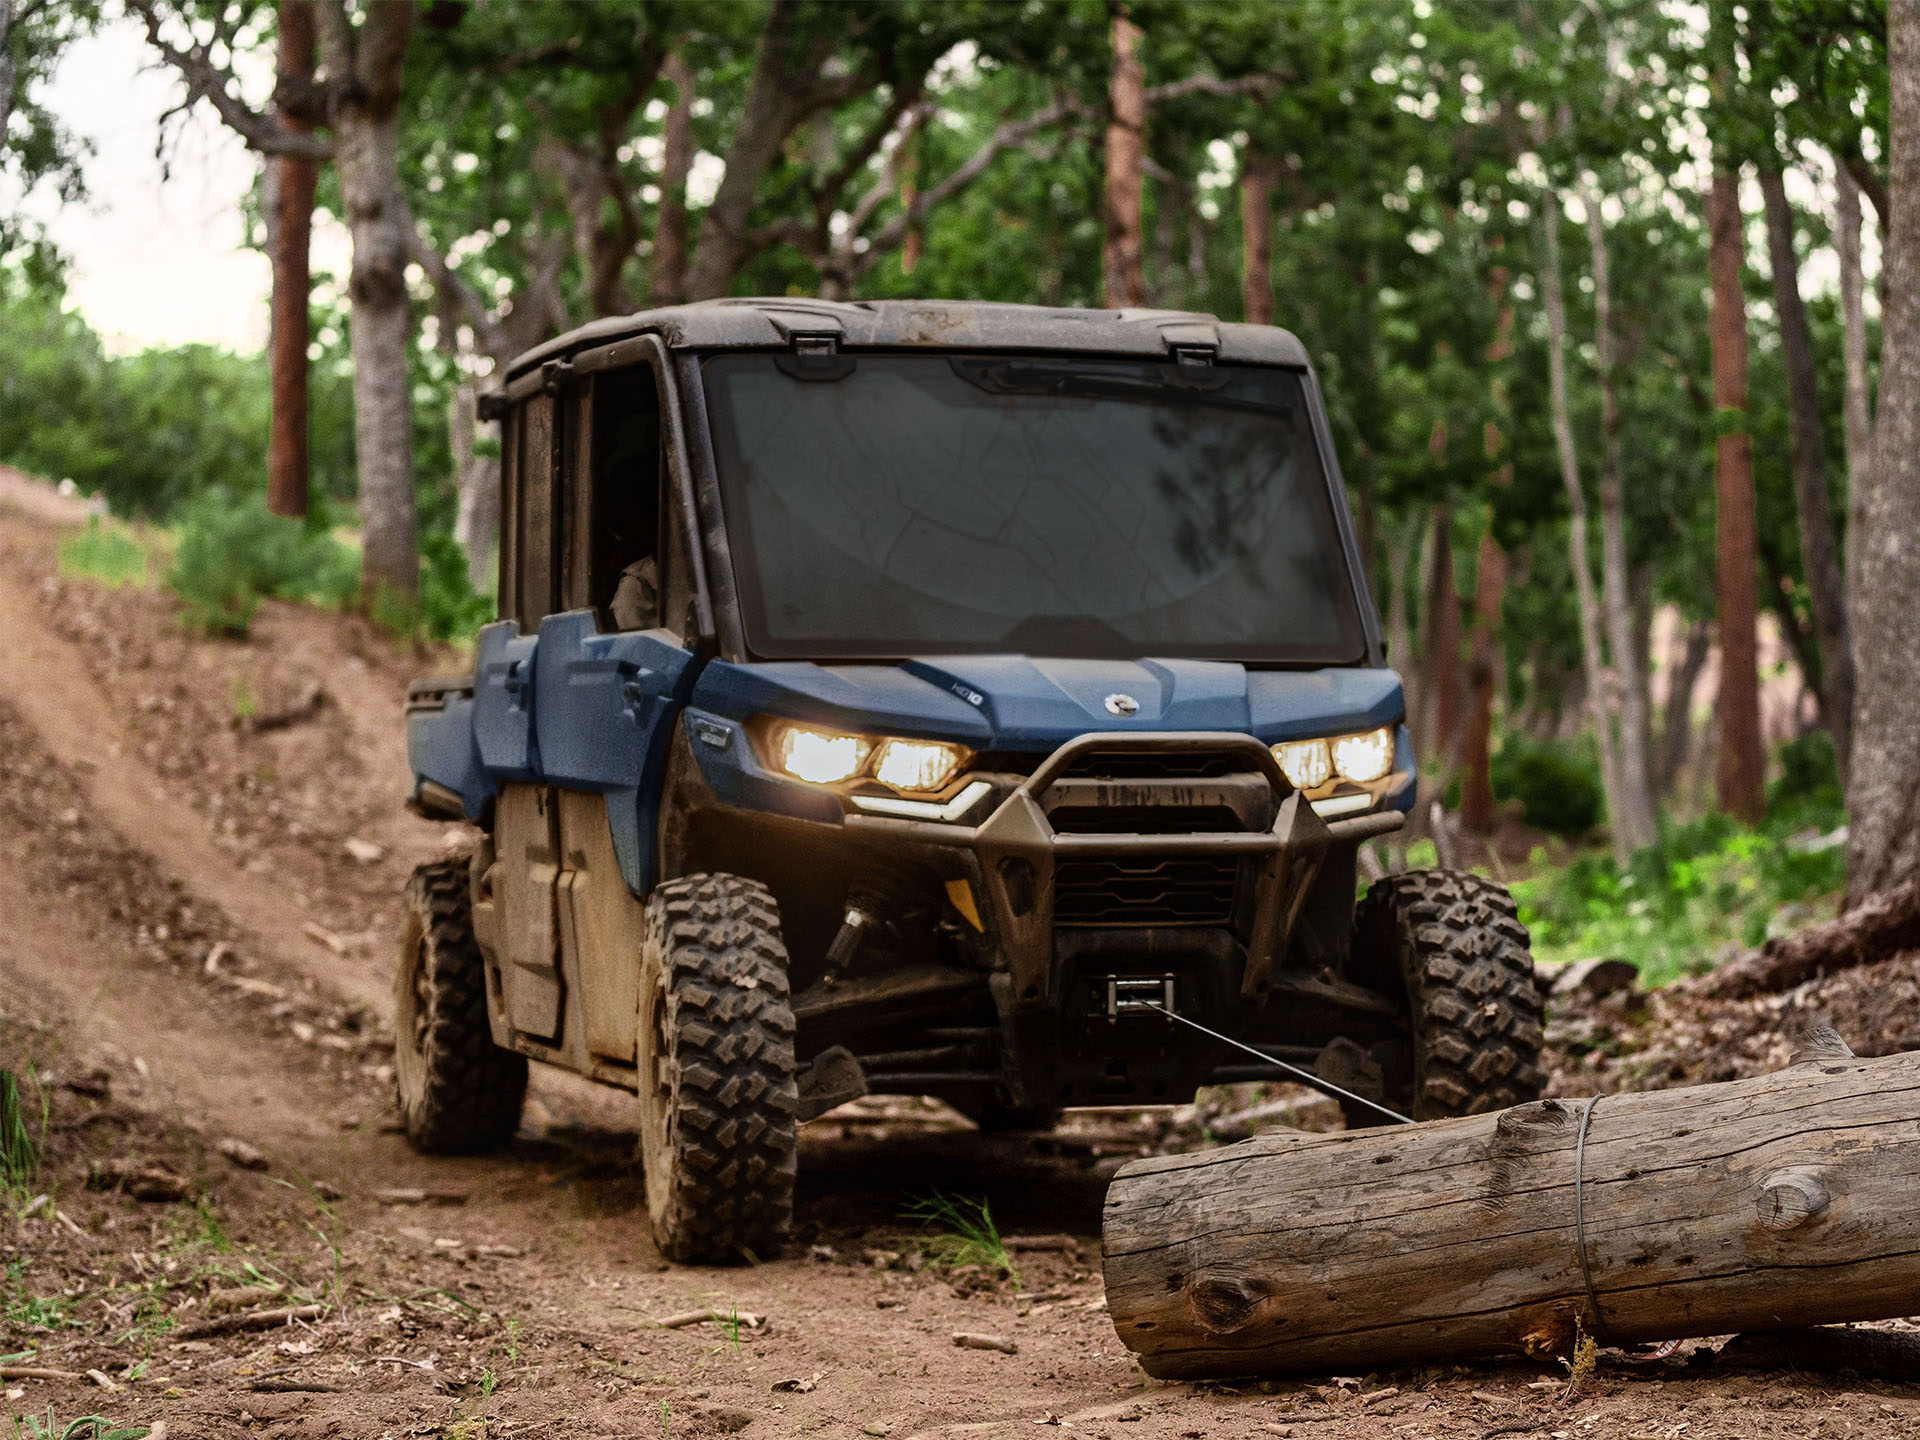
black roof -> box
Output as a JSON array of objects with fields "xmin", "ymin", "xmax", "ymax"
[{"xmin": 502, "ymin": 296, "xmax": 1311, "ymax": 382}]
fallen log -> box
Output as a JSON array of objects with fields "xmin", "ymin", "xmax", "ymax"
[
  {"xmin": 1699, "ymin": 872, "xmax": 1920, "ymax": 998},
  {"xmin": 1713, "ymin": 1325, "xmax": 1920, "ymax": 1381},
  {"xmin": 1103, "ymin": 1024, "xmax": 1920, "ymax": 1380}
]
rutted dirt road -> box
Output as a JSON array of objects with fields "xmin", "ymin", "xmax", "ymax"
[{"xmin": 2, "ymin": 481, "xmax": 1917, "ymax": 1439}]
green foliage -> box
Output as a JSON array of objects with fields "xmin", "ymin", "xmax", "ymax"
[
  {"xmin": 418, "ymin": 529, "xmax": 494, "ymax": 642},
  {"xmin": 1511, "ymin": 796, "xmax": 1849, "ymax": 989},
  {"xmin": 904, "ymin": 1191, "xmax": 1019, "ymax": 1284},
  {"xmin": 0, "ymin": 1070, "xmax": 41, "ymax": 1201},
  {"xmin": 166, "ymin": 492, "xmax": 358, "ymax": 637},
  {"xmin": 1491, "ymin": 734, "xmax": 1606, "ymax": 839},
  {"xmin": 56, "ymin": 518, "xmax": 148, "ymax": 589},
  {"xmin": 10, "ymin": 1408, "xmax": 151, "ymax": 1440}
]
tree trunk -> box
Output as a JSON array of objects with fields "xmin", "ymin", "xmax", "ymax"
[
  {"xmin": 1385, "ymin": 513, "xmax": 1418, "ymax": 746},
  {"xmin": 318, "ymin": 0, "xmax": 419, "ymax": 610},
  {"xmin": 1540, "ymin": 189, "xmax": 1628, "ymax": 865},
  {"xmin": 0, "ymin": 0, "xmax": 17, "ymax": 147},
  {"xmin": 1835, "ymin": 159, "xmax": 1874, "ymax": 517},
  {"xmin": 1459, "ymin": 527, "xmax": 1505, "ymax": 833},
  {"xmin": 1239, "ymin": 148, "xmax": 1276, "ymax": 325},
  {"xmin": 267, "ymin": 0, "xmax": 318, "ymax": 520},
  {"xmin": 1102, "ymin": 11, "xmax": 1147, "ymax": 309},
  {"xmin": 1105, "ymin": 1029, "xmax": 1920, "ymax": 1380},
  {"xmin": 449, "ymin": 383, "xmax": 498, "ymax": 595},
  {"xmin": 1656, "ymin": 619, "xmax": 1712, "ymax": 797},
  {"xmin": 1707, "ymin": 168, "xmax": 1765, "ymax": 824},
  {"xmin": 1849, "ymin": 1, "xmax": 1920, "ymax": 903},
  {"xmin": 1701, "ymin": 873, "xmax": 1920, "ymax": 998},
  {"xmin": 1583, "ymin": 184, "xmax": 1658, "ymax": 853},
  {"xmin": 1423, "ymin": 502, "xmax": 1463, "ymax": 763},
  {"xmin": 1759, "ymin": 165, "xmax": 1854, "ymax": 780},
  {"xmin": 650, "ymin": 49, "xmax": 695, "ymax": 306}
]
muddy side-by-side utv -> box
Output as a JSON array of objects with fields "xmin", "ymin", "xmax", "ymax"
[{"xmin": 398, "ymin": 297, "xmax": 1546, "ymax": 1264}]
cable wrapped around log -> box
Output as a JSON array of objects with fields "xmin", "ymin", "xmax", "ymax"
[{"xmin": 1101, "ymin": 1028, "xmax": 1920, "ymax": 1380}]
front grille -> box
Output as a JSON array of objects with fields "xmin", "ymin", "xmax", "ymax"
[
  {"xmin": 1048, "ymin": 805, "xmax": 1245, "ymax": 835},
  {"xmin": 1054, "ymin": 857, "xmax": 1239, "ymax": 926},
  {"xmin": 1061, "ymin": 751, "xmax": 1249, "ymax": 780}
]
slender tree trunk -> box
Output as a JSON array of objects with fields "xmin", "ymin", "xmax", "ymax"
[
  {"xmin": 450, "ymin": 383, "xmax": 499, "ymax": 595},
  {"xmin": 0, "ymin": 0, "xmax": 17, "ymax": 147},
  {"xmin": 1707, "ymin": 168, "xmax": 1766, "ymax": 823},
  {"xmin": 1102, "ymin": 11, "xmax": 1147, "ymax": 309},
  {"xmin": 1760, "ymin": 165, "xmax": 1855, "ymax": 779},
  {"xmin": 267, "ymin": 0, "xmax": 317, "ymax": 519},
  {"xmin": 1386, "ymin": 513, "xmax": 1420, "ymax": 750},
  {"xmin": 318, "ymin": 0, "xmax": 419, "ymax": 609},
  {"xmin": 1847, "ymin": 0, "xmax": 1920, "ymax": 903},
  {"xmin": 1540, "ymin": 189, "xmax": 1629, "ymax": 866},
  {"xmin": 1835, "ymin": 159, "xmax": 1874, "ymax": 614},
  {"xmin": 1657, "ymin": 618, "xmax": 1714, "ymax": 797},
  {"xmin": 1460, "ymin": 527, "xmax": 1505, "ymax": 833},
  {"xmin": 1240, "ymin": 148, "xmax": 1276, "ymax": 325},
  {"xmin": 650, "ymin": 49, "xmax": 695, "ymax": 306},
  {"xmin": 1424, "ymin": 502, "xmax": 1464, "ymax": 763},
  {"xmin": 1584, "ymin": 183, "xmax": 1658, "ymax": 852}
]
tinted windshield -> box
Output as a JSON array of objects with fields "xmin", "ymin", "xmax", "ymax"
[{"xmin": 701, "ymin": 352, "xmax": 1368, "ymax": 663}]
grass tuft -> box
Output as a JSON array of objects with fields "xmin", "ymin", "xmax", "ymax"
[
  {"xmin": 1, "ymin": 1068, "xmax": 42, "ymax": 1202},
  {"xmin": 57, "ymin": 517, "xmax": 149, "ymax": 590},
  {"xmin": 904, "ymin": 1190, "xmax": 1019, "ymax": 1284}
]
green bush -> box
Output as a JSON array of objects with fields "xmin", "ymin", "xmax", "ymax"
[
  {"xmin": 166, "ymin": 492, "xmax": 358, "ymax": 637},
  {"xmin": 1491, "ymin": 734, "xmax": 1605, "ymax": 838},
  {"xmin": 57, "ymin": 517, "xmax": 148, "ymax": 588},
  {"xmin": 1769, "ymin": 731, "xmax": 1843, "ymax": 823},
  {"xmin": 419, "ymin": 529, "xmax": 494, "ymax": 642}
]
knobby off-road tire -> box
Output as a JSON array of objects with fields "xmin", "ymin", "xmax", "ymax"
[
  {"xmin": 394, "ymin": 858, "xmax": 528, "ymax": 1153},
  {"xmin": 1345, "ymin": 869, "xmax": 1546, "ymax": 1127},
  {"xmin": 638, "ymin": 873, "xmax": 799, "ymax": 1265}
]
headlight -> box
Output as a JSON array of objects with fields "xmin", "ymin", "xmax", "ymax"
[
  {"xmin": 1331, "ymin": 727, "xmax": 1395, "ymax": 783},
  {"xmin": 873, "ymin": 738, "xmax": 965, "ymax": 792},
  {"xmin": 774, "ymin": 726, "xmax": 873, "ymax": 785},
  {"xmin": 1273, "ymin": 738, "xmax": 1332, "ymax": 790}
]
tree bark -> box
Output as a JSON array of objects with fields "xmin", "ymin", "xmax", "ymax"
[
  {"xmin": 449, "ymin": 383, "xmax": 498, "ymax": 595},
  {"xmin": 1656, "ymin": 619, "xmax": 1712, "ymax": 797},
  {"xmin": 0, "ymin": 0, "xmax": 18, "ymax": 164},
  {"xmin": 1239, "ymin": 148, "xmax": 1277, "ymax": 325},
  {"xmin": 1583, "ymin": 184, "xmax": 1658, "ymax": 853},
  {"xmin": 1459, "ymin": 527, "xmax": 1505, "ymax": 833},
  {"xmin": 1701, "ymin": 873, "xmax": 1920, "ymax": 998},
  {"xmin": 1102, "ymin": 11, "xmax": 1147, "ymax": 309},
  {"xmin": 650, "ymin": 49, "xmax": 695, "ymax": 306},
  {"xmin": 1423, "ymin": 501, "xmax": 1463, "ymax": 763},
  {"xmin": 1105, "ymin": 1031, "xmax": 1920, "ymax": 1380},
  {"xmin": 1759, "ymin": 165, "xmax": 1854, "ymax": 779},
  {"xmin": 1849, "ymin": 1, "xmax": 1920, "ymax": 903},
  {"xmin": 1707, "ymin": 168, "xmax": 1765, "ymax": 824},
  {"xmin": 1540, "ymin": 189, "xmax": 1628, "ymax": 866},
  {"xmin": 267, "ymin": 0, "xmax": 317, "ymax": 520},
  {"xmin": 317, "ymin": 0, "xmax": 418, "ymax": 609},
  {"xmin": 1835, "ymin": 159, "xmax": 1875, "ymax": 510}
]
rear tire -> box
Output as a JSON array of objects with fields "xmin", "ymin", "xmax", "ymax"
[
  {"xmin": 394, "ymin": 858, "xmax": 528, "ymax": 1153},
  {"xmin": 1344, "ymin": 869, "xmax": 1545, "ymax": 1126},
  {"xmin": 638, "ymin": 873, "xmax": 799, "ymax": 1264}
]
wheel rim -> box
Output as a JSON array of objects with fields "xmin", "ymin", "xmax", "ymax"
[
  {"xmin": 393, "ymin": 912, "xmax": 432, "ymax": 1109},
  {"xmin": 636, "ymin": 949, "xmax": 675, "ymax": 1225}
]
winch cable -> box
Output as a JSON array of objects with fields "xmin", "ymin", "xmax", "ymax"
[{"xmin": 1139, "ymin": 1002, "xmax": 1414, "ymax": 1125}]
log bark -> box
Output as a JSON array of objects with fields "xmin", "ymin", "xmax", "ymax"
[
  {"xmin": 1104, "ymin": 1033, "xmax": 1920, "ymax": 1380},
  {"xmin": 1708, "ymin": 167, "xmax": 1765, "ymax": 825},
  {"xmin": 1699, "ymin": 872, "xmax": 1920, "ymax": 998}
]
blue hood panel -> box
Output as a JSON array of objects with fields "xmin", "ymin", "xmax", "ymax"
[{"xmin": 689, "ymin": 655, "xmax": 1404, "ymax": 752}]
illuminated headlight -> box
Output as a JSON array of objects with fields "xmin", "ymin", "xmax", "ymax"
[
  {"xmin": 1331, "ymin": 727, "xmax": 1395, "ymax": 783},
  {"xmin": 774, "ymin": 726, "xmax": 873, "ymax": 785},
  {"xmin": 1272, "ymin": 738, "xmax": 1332, "ymax": 790},
  {"xmin": 873, "ymin": 739, "xmax": 965, "ymax": 792}
]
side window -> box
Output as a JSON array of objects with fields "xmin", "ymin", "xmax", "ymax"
[
  {"xmin": 513, "ymin": 392, "xmax": 559, "ymax": 625},
  {"xmin": 588, "ymin": 366, "xmax": 665, "ymax": 632}
]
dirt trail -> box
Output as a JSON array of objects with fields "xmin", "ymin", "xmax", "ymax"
[{"xmin": 2, "ymin": 486, "xmax": 1917, "ymax": 1440}]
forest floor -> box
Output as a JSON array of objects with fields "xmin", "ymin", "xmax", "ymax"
[{"xmin": 3, "ymin": 477, "xmax": 1919, "ymax": 1440}]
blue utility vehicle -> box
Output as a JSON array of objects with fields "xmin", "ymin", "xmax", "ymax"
[{"xmin": 398, "ymin": 299, "xmax": 1544, "ymax": 1263}]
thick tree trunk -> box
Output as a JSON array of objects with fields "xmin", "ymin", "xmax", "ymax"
[
  {"xmin": 1105, "ymin": 1030, "xmax": 1920, "ymax": 1380},
  {"xmin": 1540, "ymin": 189, "xmax": 1628, "ymax": 865},
  {"xmin": 1239, "ymin": 149, "xmax": 1276, "ymax": 325},
  {"xmin": 1102, "ymin": 12, "xmax": 1147, "ymax": 310},
  {"xmin": 1707, "ymin": 168, "xmax": 1765, "ymax": 824},
  {"xmin": 1849, "ymin": 1, "xmax": 1920, "ymax": 902},
  {"xmin": 1656, "ymin": 618, "xmax": 1712, "ymax": 796},
  {"xmin": 1584, "ymin": 186, "xmax": 1658, "ymax": 853},
  {"xmin": 267, "ymin": 0, "xmax": 317, "ymax": 520},
  {"xmin": 1760, "ymin": 166, "xmax": 1854, "ymax": 779},
  {"xmin": 650, "ymin": 50, "xmax": 695, "ymax": 305},
  {"xmin": 318, "ymin": 0, "xmax": 418, "ymax": 609},
  {"xmin": 1459, "ymin": 528, "xmax": 1505, "ymax": 833}
]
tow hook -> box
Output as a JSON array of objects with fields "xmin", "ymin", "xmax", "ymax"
[{"xmin": 1101, "ymin": 975, "xmax": 1178, "ymax": 1024}]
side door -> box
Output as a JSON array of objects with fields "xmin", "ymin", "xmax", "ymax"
[{"xmin": 543, "ymin": 354, "xmax": 701, "ymax": 1065}]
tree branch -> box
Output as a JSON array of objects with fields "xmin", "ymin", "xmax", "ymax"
[
  {"xmin": 1842, "ymin": 149, "xmax": 1890, "ymax": 233},
  {"xmin": 129, "ymin": 0, "xmax": 334, "ymax": 160},
  {"xmin": 1143, "ymin": 72, "xmax": 1284, "ymax": 105}
]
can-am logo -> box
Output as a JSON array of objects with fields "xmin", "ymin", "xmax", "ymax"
[{"xmin": 1104, "ymin": 693, "xmax": 1140, "ymax": 717}]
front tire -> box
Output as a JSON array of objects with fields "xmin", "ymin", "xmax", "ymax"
[
  {"xmin": 638, "ymin": 874, "xmax": 799, "ymax": 1264},
  {"xmin": 1345, "ymin": 869, "xmax": 1545, "ymax": 1126},
  {"xmin": 394, "ymin": 858, "xmax": 528, "ymax": 1153}
]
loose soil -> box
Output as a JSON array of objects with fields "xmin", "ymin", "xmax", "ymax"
[{"xmin": 3, "ymin": 484, "xmax": 1918, "ymax": 1439}]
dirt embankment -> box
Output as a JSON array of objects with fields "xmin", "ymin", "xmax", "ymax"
[{"xmin": 3, "ymin": 487, "xmax": 1919, "ymax": 1439}]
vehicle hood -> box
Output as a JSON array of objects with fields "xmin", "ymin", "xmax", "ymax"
[{"xmin": 688, "ymin": 655, "xmax": 1403, "ymax": 751}]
